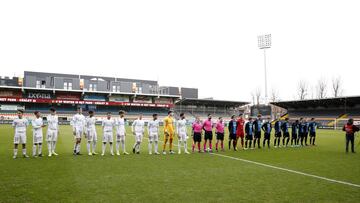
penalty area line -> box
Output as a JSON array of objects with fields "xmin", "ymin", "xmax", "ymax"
[{"xmin": 211, "ymin": 153, "xmax": 360, "ymax": 188}]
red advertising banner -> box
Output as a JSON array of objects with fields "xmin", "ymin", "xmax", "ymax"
[
  {"xmin": 0, "ymin": 97, "xmax": 173, "ymax": 108},
  {"xmin": 0, "ymin": 90, "xmax": 22, "ymax": 98},
  {"xmin": 56, "ymin": 92, "xmax": 81, "ymax": 100},
  {"xmin": 155, "ymin": 97, "xmax": 174, "ymax": 104}
]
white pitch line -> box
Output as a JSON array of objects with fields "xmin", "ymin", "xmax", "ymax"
[
  {"xmin": 141, "ymin": 135, "xmax": 360, "ymax": 188},
  {"xmin": 211, "ymin": 153, "xmax": 360, "ymax": 188}
]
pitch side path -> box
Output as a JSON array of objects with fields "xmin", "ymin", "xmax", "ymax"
[{"xmin": 0, "ymin": 125, "xmax": 359, "ymax": 203}]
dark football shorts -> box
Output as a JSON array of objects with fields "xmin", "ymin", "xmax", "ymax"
[
  {"xmin": 216, "ymin": 132, "xmax": 224, "ymax": 141},
  {"xmin": 310, "ymin": 132, "xmax": 316, "ymax": 137},
  {"xmin": 275, "ymin": 132, "xmax": 282, "ymax": 138},
  {"xmin": 254, "ymin": 131, "xmax": 261, "ymax": 139},
  {"xmin": 229, "ymin": 133, "xmax": 236, "ymax": 140},
  {"xmin": 245, "ymin": 134, "xmax": 253, "ymax": 140},
  {"xmin": 193, "ymin": 132, "xmax": 202, "ymax": 142},
  {"xmin": 204, "ymin": 131, "xmax": 213, "ymax": 140},
  {"xmin": 283, "ymin": 132, "xmax": 290, "ymax": 138},
  {"xmin": 264, "ymin": 132, "xmax": 270, "ymax": 139}
]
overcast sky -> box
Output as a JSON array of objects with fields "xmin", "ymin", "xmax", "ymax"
[{"xmin": 0, "ymin": 0, "xmax": 359, "ymax": 102}]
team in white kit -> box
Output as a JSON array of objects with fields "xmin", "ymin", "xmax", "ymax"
[{"xmin": 11, "ymin": 108, "xmax": 190, "ymax": 158}]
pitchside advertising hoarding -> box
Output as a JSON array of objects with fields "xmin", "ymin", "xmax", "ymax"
[
  {"xmin": 0, "ymin": 105, "xmax": 18, "ymax": 111},
  {"xmin": 0, "ymin": 97, "xmax": 172, "ymax": 108}
]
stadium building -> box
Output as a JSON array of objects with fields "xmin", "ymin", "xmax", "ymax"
[
  {"xmin": 271, "ymin": 96, "xmax": 360, "ymax": 129},
  {"xmin": 175, "ymin": 98, "xmax": 249, "ymax": 122},
  {"xmin": 0, "ymin": 71, "xmax": 248, "ymax": 123}
]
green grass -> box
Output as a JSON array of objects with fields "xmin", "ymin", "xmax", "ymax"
[{"xmin": 0, "ymin": 125, "xmax": 359, "ymax": 203}]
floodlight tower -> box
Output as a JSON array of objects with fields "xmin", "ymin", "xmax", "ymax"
[{"xmin": 257, "ymin": 34, "xmax": 271, "ymax": 104}]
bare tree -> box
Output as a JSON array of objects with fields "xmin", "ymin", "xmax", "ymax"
[
  {"xmin": 270, "ymin": 88, "xmax": 280, "ymax": 102},
  {"xmin": 332, "ymin": 76, "xmax": 343, "ymax": 97},
  {"xmin": 297, "ymin": 80, "xmax": 308, "ymax": 100},
  {"xmin": 316, "ymin": 78, "xmax": 327, "ymax": 99}
]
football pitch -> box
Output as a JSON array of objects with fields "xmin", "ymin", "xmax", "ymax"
[{"xmin": 0, "ymin": 125, "xmax": 359, "ymax": 203}]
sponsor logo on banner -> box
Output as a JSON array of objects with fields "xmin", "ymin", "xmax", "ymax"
[{"xmin": 27, "ymin": 92, "xmax": 52, "ymax": 99}]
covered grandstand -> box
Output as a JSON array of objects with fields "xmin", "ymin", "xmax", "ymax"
[
  {"xmin": 271, "ymin": 96, "xmax": 360, "ymax": 129},
  {"xmin": 175, "ymin": 98, "xmax": 249, "ymax": 122}
]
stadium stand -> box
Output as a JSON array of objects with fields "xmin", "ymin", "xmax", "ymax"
[
  {"xmin": 271, "ymin": 96, "xmax": 360, "ymax": 129},
  {"xmin": 175, "ymin": 98, "xmax": 249, "ymax": 122}
]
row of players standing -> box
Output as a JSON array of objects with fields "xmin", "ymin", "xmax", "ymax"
[
  {"xmin": 193, "ymin": 114, "xmax": 317, "ymax": 152},
  {"xmin": 10, "ymin": 108, "xmax": 319, "ymax": 158},
  {"xmin": 68, "ymin": 108, "xmax": 194, "ymax": 155},
  {"xmin": 10, "ymin": 108, "xmax": 192, "ymax": 158},
  {"xmin": 11, "ymin": 108, "xmax": 59, "ymax": 158}
]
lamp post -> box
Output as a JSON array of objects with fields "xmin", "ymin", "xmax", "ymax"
[{"xmin": 257, "ymin": 34, "xmax": 271, "ymax": 104}]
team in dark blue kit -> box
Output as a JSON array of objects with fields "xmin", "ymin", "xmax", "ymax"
[
  {"xmin": 291, "ymin": 120, "xmax": 299, "ymax": 146},
  {"xmin": 274, "ymin": 119, "xmax": 282, "ymax": 148},
  {"xmin": 252, "ymin": 115, "xmax": 262, "ymax": 148},
  {"xmin": 281, "ymin": 118, "xmax": 290, "ymax": 147},
  {"xmin": 261, "ymin": 119, "xmax": 272, "ymax": 148},
  {"xmin": 241, "ymin": 115, "xmax": 319, "ymax": 149},
  {"xmin": 244, "ymin": 118, "xmax": 253, "ymax": 149},
  {"xmin": 308, "ymin": 118, "xmax": 317, "ymax": 145}
]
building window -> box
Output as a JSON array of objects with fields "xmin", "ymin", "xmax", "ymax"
[
  {"xmin": 41, "ymin": 80, "xmax": 46, "ymax": 88},
  {"xmin": 64, "ymin": 82, "xmax": 73, "ymax": 90},
  {"xmin": 36, "ymin": 80, "xmax": 41, "ymax": 88},
  {"xmin": 112, "ymin": 85, "xmax": 120, "ymax": 92},
  {"xmin": 89, "ymin": 84, "xmax": 97, "ymax": 91}
]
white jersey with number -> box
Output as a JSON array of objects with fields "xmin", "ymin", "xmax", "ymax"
[
  {"xmin": 86, "ymin": 117, "xmax": 96, "ymax": 132},
  {"xmin": 47, "ymin": 115, "xmax": 59, "ymax": 131},
  {"xmin": 147, "ymin": 119, "xmax": 159, "ymax": 142},
  {"xmin": 177, "ymin": 119, "xmax": 187, "ymax": 141},
  {"xmin": 102, "ymin": 118, "xmax": 114, "ymax": 143},
  {"xmin": 72, "ymin": 114, "xmax": 86, "ymax": 131},
  {"xmin": 86, "ymin": 116, "xmax": 97, "ymax": 141},
  {"xmin": 132, "ymin": 119, "xmax": 145, "ymax": 134},
  {"xmin": 12, "ymin": 118, "xmax": 29, "ymax": 144},
  {"xmin": 46, "ymin": 114, "xmax": 59, "ymax": 142},
  {"xmin": 148, "ymin": 120, "xmax": 159, "ymax": 134},
  {"xmin": 102, "ymin": 119, "xmax": 115, "ymax": 132},
  {"xmin": 13, "ymin": 118, "xmax": 28, "ymax": 133},
  {"xmin": 32, "ymin": 117, "xmax": 43, "ymax": 135},
  {"xmin": 115, "ymin": 118, "xmax": 126, "ymax": 136},
  {"xmin": 132, "ymin": 119, "xmax": 144, "ymax": 142},
  {"xmin": 32, "ymin": 117, "xmax": 43, "ymax": 144}
]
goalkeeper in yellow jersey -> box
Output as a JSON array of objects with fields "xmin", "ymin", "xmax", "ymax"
[{"xmin": 163, "ymin": 111, "xmax": 175, "ymax": 154}]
